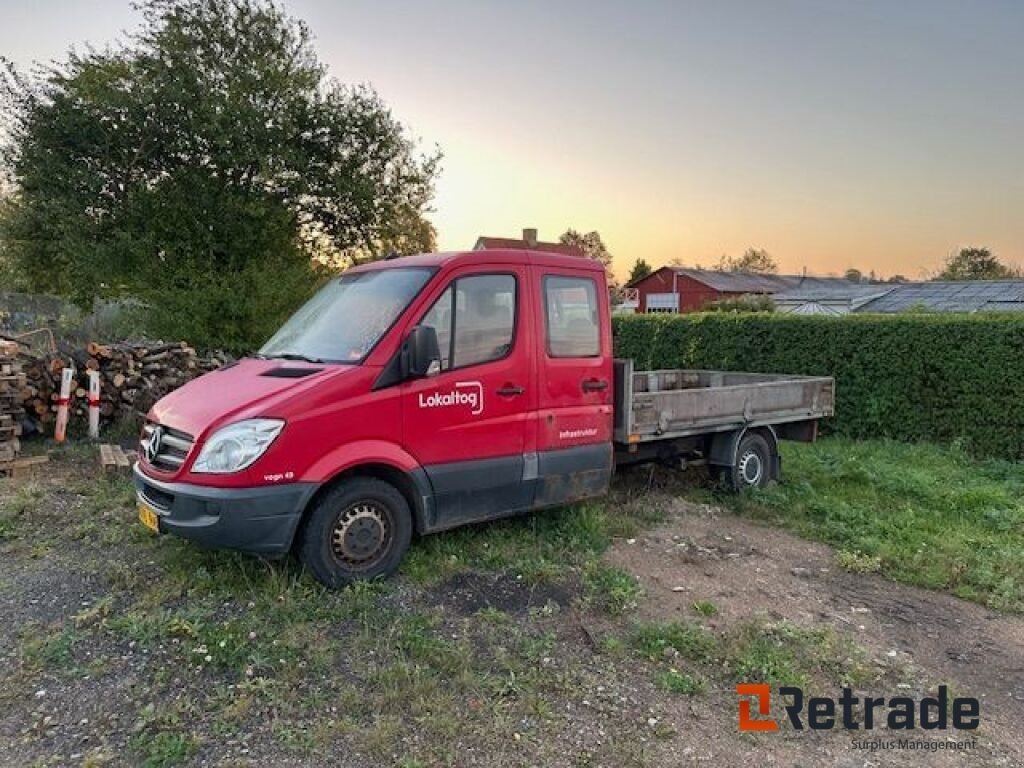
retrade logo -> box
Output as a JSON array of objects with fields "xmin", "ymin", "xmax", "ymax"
[
  {"xmin": 737, "ymin": 684, "xmax": 778, "ymax": 732},
  {"xmin": 737, "ymin": 684, "xmax": 980, "ymax": 732}
]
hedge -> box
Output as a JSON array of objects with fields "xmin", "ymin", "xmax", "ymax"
[{"xmin": 613, "ymin": 313, "xmax": 1024, "ymax": 459}]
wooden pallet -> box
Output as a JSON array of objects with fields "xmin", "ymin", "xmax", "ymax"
[
  {"xmin": 0, "ymin": 454, "xmax": 49, "ymax": 479},
  {"xmin": 99, "ymin": 444, "xmax": 135, "ymax": 473}
]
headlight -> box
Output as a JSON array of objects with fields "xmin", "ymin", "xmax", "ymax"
[{"xmin": 192, "ymin": 419, "xmax": 284, "ymax": 474}]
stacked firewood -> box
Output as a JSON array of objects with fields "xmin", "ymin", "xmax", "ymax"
[
  {"xmin": 0, "ymin": 341, "xmax": 26, "ymax": 462},
  {"xmin": 19, "ymin": 353, "xmax": 66, "ymax": 431},
  {"xmin": 19, "ymin": 341, "xmax": 230, "ymax": 433}
]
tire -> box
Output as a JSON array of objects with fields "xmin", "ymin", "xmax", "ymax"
[
  {"xmin": 717, "ymin": 432, "xmax": 774, "ymax": 492},
  {"xmin": 297, "ymin": 477, "xmax": 413, "ymax": 588}
]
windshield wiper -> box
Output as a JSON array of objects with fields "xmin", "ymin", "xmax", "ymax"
[{"xmin": 264, "ymin": 352, "xmax": 327, "ymax": 364}]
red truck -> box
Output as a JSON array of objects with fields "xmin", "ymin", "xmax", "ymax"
[{"xmin": 134, "ymin": 249, "xmax": 833, "ymax": 587}]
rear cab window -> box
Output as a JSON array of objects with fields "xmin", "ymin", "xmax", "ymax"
[{"xmin": 543, "ymin": 275, "xmax": 601, "ymax": 358}]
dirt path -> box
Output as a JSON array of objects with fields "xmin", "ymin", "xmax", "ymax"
[{"xmin": 606, "ymin": 499, "xmax": 1024, "ymax": 766}]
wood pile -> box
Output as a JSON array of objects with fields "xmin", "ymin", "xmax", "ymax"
[
  {"xmin": 19, "ymin": 341, "xmax": 230, "ymax": 434},
  {"xmin": 0, "ymin": 340, "xmax": 26, "ymax": 462}
]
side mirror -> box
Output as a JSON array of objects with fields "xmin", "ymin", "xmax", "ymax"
[{"xmin": 404, "ymin": 325, "xmax": 441, "ymax": 378}]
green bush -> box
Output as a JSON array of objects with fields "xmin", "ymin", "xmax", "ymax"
[
  {"xmin": 703, "ymin": 295, "xmax": 775, "ymax": 313},
  {"xmin": 613, "ymin": 313, "xmax": 1024, "ymax": 459}
]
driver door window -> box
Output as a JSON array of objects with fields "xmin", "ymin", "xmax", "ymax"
[{"xmin": 419, "ymin": 274, "xmax": 516, "ymax": 370}]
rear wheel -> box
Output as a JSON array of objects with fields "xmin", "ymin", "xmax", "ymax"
[
  {"xmin": 297, "ymin": 477, "xmax": 412, "ymax": 588},
  {"xmin": 714, "ymin": 432, "xmax": 774, "ymax": 492}
]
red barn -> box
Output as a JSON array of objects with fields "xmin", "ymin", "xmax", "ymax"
[{"xmin": 627, "ymin": 267, "xmax": 803, "ymax": 313}]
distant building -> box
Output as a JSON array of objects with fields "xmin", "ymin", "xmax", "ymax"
[
  {"xmin": 856, "ymin": 281, "xmax": 1024, "ymax": 313},
  {"xmin": 626, "ymin": 267, "xmax": 857, "ymax": 313},
  {"xmin": 474, "ymin": 228, "xmax": 583, "ymax": 257},
  {"xmin": 772, "ymin": 284, "xmax": 894, "ymax": 315}
]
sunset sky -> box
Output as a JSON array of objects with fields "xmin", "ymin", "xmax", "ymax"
[{"xmin": 3, "ymin": 0, "xmax": 1022, "ymax": 281}]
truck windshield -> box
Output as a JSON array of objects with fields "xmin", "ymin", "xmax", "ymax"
[{"xmin": 259, "ymin": 267, "xmax": 433, "ymax": 363}]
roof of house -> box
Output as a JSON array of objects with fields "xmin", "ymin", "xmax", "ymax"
[
  {"xmin": 857, "ymin": 281, "xmax": 1024, "ymax": 313},
  {"xmin": 632, "ymin": 267, "xmax": 861, "ymax": 294},
  {"xmin": 772, "ymin": 283, "xmax": 895, "ymax": 303},
  {"xmin": 786, "ymin": 302, "xmax": 847, "ymax": 316},
  {"xmin": 474, "ymin": 236, "xmax": 583, "ymax": 258},
  {"xmin": 672, "ymin": 269, "xmax": 796, "ymax": 293}
]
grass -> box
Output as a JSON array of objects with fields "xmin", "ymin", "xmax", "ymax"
[
  {"xmin": 20, "ymin": 625, "xmax": 77, "ymax": 669},
  {"xmin": 130, "ymin": 731, "xmax": 198, "ymax": 768},
  {"xmin": 630, "ymin": 621, "xmax": 716, "ymax": 663},
  {"xmin": 27, "ymin": 466, "xmax": 653, "ymax": 764},
  {"xmin": 2, "ymin": 435, "xmax": 1017, "ymax": 763},
  {"xmin": 623, "ymin": 617, "xmax": 884, "ymax": 695},
  {"xmin": 400, "ymin": 498, "xmax": 664, "ymax": 588},
  {"xmin": 624, "ymin": 618, "xmax": 883, "ymax": 694},
  {"xmin": 655, "ymin": 668, "xmax": 704, "ymax": 695},
  {"xmin": 725, "ymin": 621, "xmax": 879, "ymax": 689},
  {"xmin": 835, "ymin": 549, "xmax": 882, "ymax": 574},
  {"xmin": 0, "ymin": 481, "xmax": 47, "ymax": 539},
  {"xmin": 582, "ymin": 563, "xmax": 643, "ymax": 615},
  {"xmin": 692, "ymin": 600, "xmax": 718, "ymax": 617},
  {"xmin": 702, "ymin": 438, "xmax": 1024, "ymax": 611}
]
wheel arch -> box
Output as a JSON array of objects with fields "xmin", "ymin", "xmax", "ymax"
[
  {"xmin": 296, "ymin": 462, "xmax": 434, "ymax": 545},
  {"xmin": 707, "ymin": 425, "xmax": 780, "ymax": 479}
]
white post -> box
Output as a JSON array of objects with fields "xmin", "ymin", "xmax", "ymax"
[
  {"xmin": 54, "ymin": 367, "xmax": 74, "ymax": 444},
  {"xmin": 87, "ymin": 370, "xmax": 101, "ymax": 439}
]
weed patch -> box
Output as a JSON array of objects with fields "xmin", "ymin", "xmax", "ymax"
[
  {"xmin": 656, "ymin": 668, "xmax": 705, "ymax": 695},
  {"xmin": 725, "ymin": 622, "xmax": 876, "ymax": 689},
  {"xmin": 630, "ymin": 621, "xmax": 716, "ymax": 663},
  {"xmin": 692, "ymin": 600, "xmax": 718, "ymax": 617},
  {"xmin": 701, "ymin": 439, "xmax": 1024, "ymax": 611},
  {"xmin": 583, "ymin": 563, "xmax": 642, "ymax": 615}
]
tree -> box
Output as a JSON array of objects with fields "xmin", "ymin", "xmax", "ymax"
[
  {"xmin": 560, "ymin": 229, "xmax": 621, "ymax": 302},
  {"xmin": 0, "ymin": 0, "xmax": 439, "ymax": 350},
  {"xmin": 936, "ymin": 247, "xmax": 1017, "ymax": 281},
  {"xmin": 0, "ymin": 193, "xmax": 27, "ymax": 292},
  {"xmin": 844, "ymin": 268, "xmax": 863, "ymax": 283},
  {"xmin": 716, "ymin": 248, "xmax": 777, "ymax": 274},
  {"xmin": 627, "ymin": 258, "xmax": 652, "ymax": 284},
  {"xmin": 559, "ymin": 229, "xmax": 612, "ymax": 270}
]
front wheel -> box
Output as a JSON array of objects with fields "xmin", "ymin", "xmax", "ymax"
[
  {"xmin": 297, "ymin": 477, "xmax": 412, "ymax": 588},
  {"xmin": 713, "ymin": 432, "xmax": 774, "ymax": 492}
]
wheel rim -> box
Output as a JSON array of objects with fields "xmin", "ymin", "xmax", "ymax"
[
  {"xmin": 330, "ymin": 501, "xmax": 392, "ymax": 570},
  {"xmin": 737, "ymin": 449, "xmax": 763, "ymax": 486}
]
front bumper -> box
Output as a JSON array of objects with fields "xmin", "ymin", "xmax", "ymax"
[{"xmin": 133, "ymin": 463, "xmax": 317, "ymax": 556}]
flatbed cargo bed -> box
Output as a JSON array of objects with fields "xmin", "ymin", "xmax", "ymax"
[{"xmin": 613, "ymin": 359, "xmax": 834, "ymax": 444}]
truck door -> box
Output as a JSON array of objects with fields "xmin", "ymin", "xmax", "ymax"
[
  {"xmin": 532, "ymin": 266, "xmax": 614, "ymax": 505},
  {"xmin": 401, "ymin": 264, "xmax": 536, "ymax": 527}
]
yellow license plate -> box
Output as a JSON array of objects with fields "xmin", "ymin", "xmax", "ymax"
[{"xmin": 138, "ymin": 502, "xmax": 160, "ymax": 533}]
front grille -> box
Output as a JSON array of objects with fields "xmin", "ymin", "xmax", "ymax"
[
  {"xmin": 139, "ymin": 482, "xmax": 174, "ymax": 511},
  {"xmin": 141, "ymin": 422, "xmax": 195, "ymax": 472}
]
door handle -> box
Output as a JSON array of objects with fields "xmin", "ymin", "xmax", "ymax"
[
  {"xmin": 582, "ymin": 378, "xmax": 608, "ymax": 392},
  {"xmin": 497, "ymin": 384, "xmax": 525, "ymax": 397}
]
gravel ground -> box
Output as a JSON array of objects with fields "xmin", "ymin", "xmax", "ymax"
[{"xmin": 1, "ymin": 447, "xmax": 1020, "ymax": 767}]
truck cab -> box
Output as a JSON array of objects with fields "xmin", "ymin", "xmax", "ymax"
[{"xmin": 134, "ymin": 250, "xmax": 615, "ymax": 586}]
